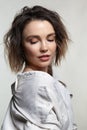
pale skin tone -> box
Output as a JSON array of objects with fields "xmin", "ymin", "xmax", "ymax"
[{"xmin": 22, "ymin": 20, "xmax": 57, "ymax": 72}]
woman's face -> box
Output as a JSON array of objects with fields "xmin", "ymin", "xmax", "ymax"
[{"xmin": 22, "ymin": 20, "xmax": 56, "ymax": 72}]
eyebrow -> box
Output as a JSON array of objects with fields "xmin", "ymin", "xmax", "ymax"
[{"xmin": 24, "ymin": 32, "xmax": 56, "ymax": 40}]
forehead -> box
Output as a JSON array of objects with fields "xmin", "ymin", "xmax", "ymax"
[{"xmin": 23, "ymin": 20, "xmax": 55, "ymax": 37}]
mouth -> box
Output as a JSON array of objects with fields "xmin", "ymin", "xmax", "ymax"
[{"xmin": 38, "ymin": 55, "xmax": 50, "ymax": 61}]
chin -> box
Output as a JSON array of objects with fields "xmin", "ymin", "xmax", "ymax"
[{"xmin": 38, "ymin": 62, "xmax": 51, "ymax": 68}]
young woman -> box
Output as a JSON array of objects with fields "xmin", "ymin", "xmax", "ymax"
[{"xmin": 1, "ymin": 5, "xmax": 77, "ymax": 130}]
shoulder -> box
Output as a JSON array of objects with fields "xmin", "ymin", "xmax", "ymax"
[
  {"xmin": 17, "ymin": 71, "xmax": 55, "ymax": 86},
  {"xmin": 11, "ymin": 71, "xmax": 56, "ymax": 96}
]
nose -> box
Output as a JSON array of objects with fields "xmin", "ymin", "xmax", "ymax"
[{"xmin": 40, "ymin": 41, "xmax": 48, "ymax": 52}]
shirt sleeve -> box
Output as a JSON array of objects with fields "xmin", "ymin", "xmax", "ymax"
[
  {"xmin": 58, "ymin": 81, "xmax": 78, "ymax": 130},
  {"xmin": 1, "ymin": 100, "xmax": 16, "ymax": 130}
]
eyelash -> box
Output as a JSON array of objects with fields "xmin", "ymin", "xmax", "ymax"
[
  {"xmin": 30, "ymin": 41, "xmax": 38, "ymax": 44},
  {"xmin": 28, "ymin": 39, "xmax": 38, "ymax": 44},
  {"xmin": 47, "ymin": 39, "xmax": 55, "ymax": 42}
]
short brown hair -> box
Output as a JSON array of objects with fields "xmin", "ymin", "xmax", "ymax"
[{"xmin": 4, "ymin": 5, "xmax": 69, "ymax": 73}]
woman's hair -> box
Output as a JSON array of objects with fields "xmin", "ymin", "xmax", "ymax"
[{"xmin": 4, "ymin": 5, "xmax": 69, "ymax": 73}]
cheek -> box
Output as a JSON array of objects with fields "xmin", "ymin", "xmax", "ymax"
[
  {"xmin": 24, "ymin": 46, "xmax": 38, "ymax": 57},
  {"xmin": 24, "ymin": 49, "xmax": 35, "ymax": 62},
  {"xmin": 50, "ymin": 43, "xmax": 57, "ymax": 53}
]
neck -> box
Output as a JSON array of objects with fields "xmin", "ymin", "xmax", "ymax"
[{"xmin": 23, "ymin": 65, "xmax": 48, "ymax": 73}]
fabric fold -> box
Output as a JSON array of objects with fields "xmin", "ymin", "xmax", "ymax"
[{"xmin": 1, "ymin": 71, "xmax": 77, "ymax": 130}]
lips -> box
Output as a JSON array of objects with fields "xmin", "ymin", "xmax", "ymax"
[{"xmin": 38, "ymin": 55, "xmax": 50, "ymax": 61}]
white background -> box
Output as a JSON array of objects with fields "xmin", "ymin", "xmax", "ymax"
[{"xmin": 0, "ymin": 0, "xmax": 87, "ymax": 130}]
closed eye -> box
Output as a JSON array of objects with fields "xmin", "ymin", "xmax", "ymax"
[
  {"xmin": 29, "ymin": 40, "xmax": 38, "ymax": 44},
  {"xmin": 47, "ymin": 33, "xmax": 56, "ymax": 42},
  {"xmin": 25, "ymin": 37, "xmax": 39, "ymax": 44},
  {"xmin": 47, "ymin": 36, "xmax": 56, "ymax": 42},
  {"xmin": 47, "ymin": 39, "xmax": 55, "ymax": 42}
]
